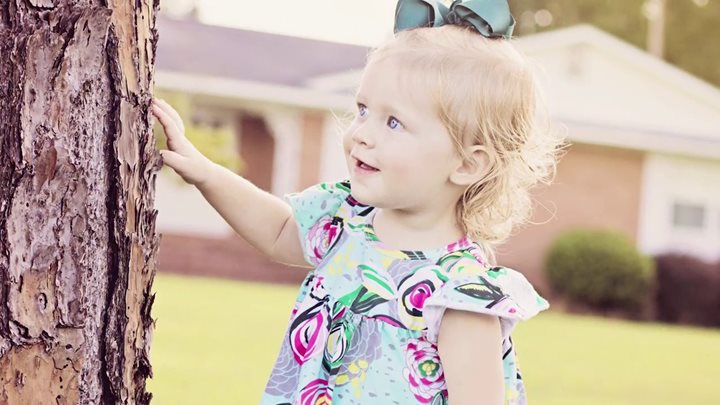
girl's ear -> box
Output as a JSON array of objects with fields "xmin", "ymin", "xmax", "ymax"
[{"xmin": 449, "ymin": 145, "xmax": 492, "ymax": 186}]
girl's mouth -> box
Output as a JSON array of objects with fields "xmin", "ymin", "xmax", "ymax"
[{"xmin": 355, "ymin": 158, "xmax": 379, "ymax": 173}]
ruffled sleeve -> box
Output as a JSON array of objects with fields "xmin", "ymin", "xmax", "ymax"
[
  {"xmin": 285, "ymin": 181, "xmax": 352, "ymax": 266},
  {"xmin": 423, "ymin": 265, "xmax": 549, "ymax": 342}
]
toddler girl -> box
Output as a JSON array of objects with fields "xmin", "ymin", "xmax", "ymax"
[{"xmin": 152, "ymin": 0, "xmax": 564, "ymax": 403}]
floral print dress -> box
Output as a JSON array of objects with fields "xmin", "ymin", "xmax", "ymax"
[{"xmin": 260, "ymin": 181, "xmax": 549, "ymax": 405}]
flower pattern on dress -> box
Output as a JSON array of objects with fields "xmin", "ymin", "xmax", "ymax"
[
  {"xmin": 397, "ymin": 265, "xmax": 447, "ymax": 330},
  {"xmin": 297, "ymin": 378, "xmax": 333, "ymax": 405},
  {"xmin": 289, "ymin": 299, "xmax": 329, "ymax": 366},
  {"xmin": 359, "ymin": 264, "xmax": 398, "ymax": 300},
  {"xmin": 289, "ymin": 276, "xmax": 330, "ymax": 365},
  {"xmin": 403, "ymin": 337, "xmax": 448, "ymax": 404},
  {"xmin": 306, "ymin": 216, "xmax": 343, "ymax": 265},
  {"xmin": 322, "ymin": 302, "xmax": 355, "ymax": 374}
]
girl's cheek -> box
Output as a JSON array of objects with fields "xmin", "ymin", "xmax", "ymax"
[
  {"xmin": 386, "ymin": 158, "xmax": 415, "ymax": 178},
  {"xmin": 387, "ymin": 144, "xmax": 421, "ymax": 170}
]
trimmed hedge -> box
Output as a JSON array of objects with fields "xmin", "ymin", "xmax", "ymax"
[
  {"xmin": 654, "ymin": 254, "xmax": 720, "ymax": 327},
  {"xmin": 545, "ymin": 229, "xmax": 655, "ymax": 311}
]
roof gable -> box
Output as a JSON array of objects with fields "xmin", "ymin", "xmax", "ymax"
[
  {"xmin": 155, "ymin": 17, "xmax": 369, "ymax": 87},
  {"xmin": 517, "ymin": 25, "xmax": 720, "ymax": 141}
]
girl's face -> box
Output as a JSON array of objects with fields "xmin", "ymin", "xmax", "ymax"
[{"xmin": 343, "ymin": 57, "xmax": 463, "ymax": 211}]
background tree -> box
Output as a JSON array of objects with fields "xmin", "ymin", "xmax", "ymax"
[
  {"xmin": 509, "ymin": 0, "xmax": 720, "ymax": 86},
  {"xmin": 0, "ymin": 1, "xmax": 160, "ymax": 403}
]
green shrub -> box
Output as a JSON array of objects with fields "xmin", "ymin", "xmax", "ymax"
[{"xmin": 545, "ymin": 228, "xmax": 655, "ymax": 311}]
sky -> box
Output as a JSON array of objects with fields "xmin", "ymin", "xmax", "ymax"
[{"xmin": 166, "ymin": 0, "xmax": 398, "ymax": 46}]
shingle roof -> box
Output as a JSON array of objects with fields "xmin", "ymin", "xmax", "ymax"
[{"xmin": 155, "ymin": 17, "xmax": 370, "ymax": 87}]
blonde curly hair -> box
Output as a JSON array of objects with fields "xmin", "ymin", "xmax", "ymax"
[{"xmin": 367, "ymin": 25, "xmax": 567, "ymax": 265}]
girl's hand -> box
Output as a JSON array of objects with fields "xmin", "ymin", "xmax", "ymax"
[{"xmin": 152, "ymin": 98, "xmax": 215, "ymax": 186}]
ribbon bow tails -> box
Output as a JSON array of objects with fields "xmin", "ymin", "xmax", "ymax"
[{"xmin": 394, "ymin": 0, "xmax": 516, "ymax": 39}]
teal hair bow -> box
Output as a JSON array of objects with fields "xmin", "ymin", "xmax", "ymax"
[{"xmin": 394, "ymin": 0, "xmax": 515, "ymax": 39}]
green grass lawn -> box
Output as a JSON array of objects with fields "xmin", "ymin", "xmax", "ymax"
[{"xmin": 147, "ymin": 274, "xmax": 720, "ymax": 405}]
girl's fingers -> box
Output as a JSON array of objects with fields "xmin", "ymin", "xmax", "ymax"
[
  {"xmin": 159, "ymin": 149, "xmax": 185, "ymax": 169},
  {"xmin": 152, "ymin": 103, "xmax": 183, "ymax": 145},
  {"xmin": 153, "ymin": 98, "xmax": 185, "ymax": 133},
  {"xmin": 159, "ymin": 149, "xmax": 207, "ymax": 185}
]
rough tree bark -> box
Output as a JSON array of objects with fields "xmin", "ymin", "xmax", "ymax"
[{"xmin": 0, "ymin": 0, "xmax": 160, "ymax": 403}]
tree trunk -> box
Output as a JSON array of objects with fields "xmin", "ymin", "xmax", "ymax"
[{"xmin": 0, "ymin": 1, "xmax": 160, "ymax": 403}]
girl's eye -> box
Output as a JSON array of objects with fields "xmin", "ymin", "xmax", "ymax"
[
  {"xmin": 387, "ymin": 116, "xmax": 404, "ymax": 130},
  {"xmin": 357, "ymin": 103, "xmax": 368, "ymax": 118}
]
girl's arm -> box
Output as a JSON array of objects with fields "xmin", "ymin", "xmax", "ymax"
[
  {"xmin": 438, "ymin": 309, "xmax": 504, "ymax": 405},
  {"xmin": 152, "ymin": 99, "xmax": 307, "ymax": 267}
]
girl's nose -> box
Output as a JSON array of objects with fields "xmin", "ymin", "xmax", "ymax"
[{"xmin": 351, "ymin": 122, "xmax": 375, "ymax": 147}]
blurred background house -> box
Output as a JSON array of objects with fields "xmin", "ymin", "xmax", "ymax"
[{"xmin": 153, "ymin": 15, "xmax": 720, "ymax": 291}]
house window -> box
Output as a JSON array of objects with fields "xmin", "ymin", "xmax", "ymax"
[{"xmin": 672, "ymin": 203, "xmax": 705, "ymax": 229}]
